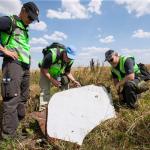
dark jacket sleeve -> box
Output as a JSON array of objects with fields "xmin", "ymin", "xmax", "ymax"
[
  {"xmin": 41, "ymin": 52, "xmax": 53, "ymax": 69},
  {"xmin": 0, "ymin": 16, "xmax": 12, "ymax": 32},
  {"xmin": 65, "ymin": 61, "xmax": 73, "ymax": 73},
  {"xmin": 124, "ymin": 58, "xmax": 135, "ymax": 75},
  {"xmin": 111, "ymin": 71, "xmax": 118, "ymax": 79}
]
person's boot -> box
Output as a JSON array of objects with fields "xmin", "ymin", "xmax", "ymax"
[
  {"xmin": 136, "ymin": 80, "xmax": 149, "ymax": 94},
  {"xmin": 1, "ymin": 131, "xmax": 16, "ymax": 141},
  {"xmin": 127, "ymin": 103, "xmax": 139, "ymax": 110}
]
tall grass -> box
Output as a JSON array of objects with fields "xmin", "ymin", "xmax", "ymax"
[{"xmin": 0, "ymin": 66, "xmax": 150, "ymax": 150}]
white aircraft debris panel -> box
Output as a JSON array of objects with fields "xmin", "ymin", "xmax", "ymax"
[{"xmin": 47, "ymin": 85, "xmax": 116, "ymax": 145}]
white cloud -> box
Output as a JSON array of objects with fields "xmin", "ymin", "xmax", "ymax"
[
  {"xmin": 88, "ymin": 0, "xmax": 102, "ymax": 15},
  {"xmin": 47, "ymin": 0, "xmax": 102, "ymax": 19},
  {"xmin": 115, "ymin": 0, "xmax": 150, "ymax": 17},
  {"xmin": 47, "ymin": 0, "xmax": 88, "ymax": 19},
  {"xmin": 132, "ymin": 29, "xmax": 150, "ymax": 38},
  {"xmin": 78, "ymin": 52, "xmax": 91, "ymax": 57},
  {"xmin": 31, "ymin": 46, "xmax": 44, "ymax": 53},
  {"xmin": 44, "ymin": 31, "xmax": 67, "ymax": 41},
  {"xmin": 120, "ymin": 48, "xmax": 150, "ymax": 64},
  {"xmin": 30, "ymin": 37, "xmax": 49, "ymax": 46},
  {"xmin": 61, "ymin": 0, "xmax": 89, "ymax": 19},
  {"xmin": 47, "ymin": 9, "xmax": 72, "ymax": 19},
  {"xmin": 0, "ymin": 0, "xmax": 22, "ymax": 15},
  {"xmin": 30, "ymin": 21, "xmax": 47, "ymax": 31},
  {"xmin": 81, "ymin": 46, "xmax": 108, "ymax": 54},
  {"xmin": 74, "ymin": 46, "xmax": 108, "ymax": 67},
  {"xmin": 99, "ymin": 35, "xmax": 115, "ymax": 43},
  {"xmin": 121, "ymin": 48, "xmax": 150, "ymax": 54}
]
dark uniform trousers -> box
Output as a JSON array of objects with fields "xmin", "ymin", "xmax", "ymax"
[
  {"xmin": 121, "ymin": 79, "xmax": 140, "ymax": 108},
  {"xmin": 1, "ymin": 61, "xmax": 30, "ymax": 138}
]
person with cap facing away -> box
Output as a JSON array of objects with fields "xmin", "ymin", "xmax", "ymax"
[
  {"xmin": 104, "ymin": 50, "xmax": 148, "ymax": 109},
  {"xmin": 38, "ymin": 42, "xmax": 81, "ymax": 111},
  {"xmin": 0, "ymin": 2, "xmax": 39, "ymax": 139}
]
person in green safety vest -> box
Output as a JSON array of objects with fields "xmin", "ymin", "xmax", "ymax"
[
  {"xmin": 39, "ymin": 43, "xmax": 81, "ymax": 111},
  {"xmin": 0, "ymin": 2, "xmax": 39, "ymax": 139},
  {"xmin": 105, "ymin": 50, "xmax": 149, "ymax": 109}
]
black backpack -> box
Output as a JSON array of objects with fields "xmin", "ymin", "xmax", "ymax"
[
  {"xmin": 0, "ymin": 15, "xmax": 18, "ymax": 57},
  {"xmin": 1, "ymin": 15, "xmax": 17, "ymax": 45},
  {"xmin": 42, "ymin": 42, "xmax": 66, "ymax": 56},
  {"xmin": 138, "ymin": 63, "xmax": 150, "ymax": 81}
]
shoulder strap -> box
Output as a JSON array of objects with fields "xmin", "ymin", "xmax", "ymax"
[
  {"xmin": 52, "ymin": 48, "xmax": 64, "ymax": 65},
  {"xmin": 5, "ymin": 15, "xmax": 17, "ymax": 46}
]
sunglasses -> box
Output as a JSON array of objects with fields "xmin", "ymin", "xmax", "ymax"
[
  {"xmin": 108, "ymin": 57, "xmax": 114, "ymax": 63},
  {"xmin": 28, "ymin": 15, "xmax": 35, "ymax": 22},
  {"xmin": 24, "ymin": 8, "xmax": 35, "ymax": 22}
]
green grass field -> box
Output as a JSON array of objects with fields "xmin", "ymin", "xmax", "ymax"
[{"xmin": 0, "ymin": 66, "xmax": 150, "ymax": 150}]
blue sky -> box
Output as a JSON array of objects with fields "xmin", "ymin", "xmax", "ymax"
[{"xmin": 0, "ymin": 0, "xmax": 150, "ymax": 69}]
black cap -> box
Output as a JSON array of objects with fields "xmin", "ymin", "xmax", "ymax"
[
  {"xmin": 23, "ymin": 2, "xmax": 39, "ymax": 22},
  {"xmin": 105, "ymin": 50, "xmax": 115, "ymax": 61}
]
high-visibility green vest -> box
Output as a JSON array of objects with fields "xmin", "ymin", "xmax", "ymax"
[
  {"xmin": 111, "ymin": 56, "xmax": 140, "ymax": 81},
  {"xmin": 41, "ymin": 48, "xmax": 73, "ymax": 78},
  {"xmin": 0, "ymin": 15, "xmax": 30, "ymax": 64}
]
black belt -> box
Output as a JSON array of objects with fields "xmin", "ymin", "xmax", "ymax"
[{"xmin": 3, "ymin": 57, "xmax": 30, "ymax": 70}]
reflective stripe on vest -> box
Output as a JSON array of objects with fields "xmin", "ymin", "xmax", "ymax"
[
  {"xmin": 0, "ymin": 15, "xmax": 30, "ymax": 64},
  {"xmin": 48, "ymin": 48, "xmax": 73, "ymax": 77},
  {"xmin": 38, "ymin": 48, "xmax": 61, "ymax": 69},
  {"xmin": 111, "ymin": 56, "xmax": 140, "ymax": 81}
]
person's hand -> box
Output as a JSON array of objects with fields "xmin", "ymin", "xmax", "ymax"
[
  {"xmin": 4, "ymin": 50, "xmax": 18, "ymax": 60},
  {"xmin": 73, "ymin": 80, "xmax": 81, "ymax": 87},
  {"xmin": 116, "ymin": 83, "xmax": 124, "ymax": 96},
  {"xmin": 51, "ymin": 78, "xmax": 61, "ymax": 88},
  {"xmin": 0, "ymin": 46, "xmax": 18, "ymax": 60},
  {"xmin": 116, "ymin": 83, "xmax": 120, "ymax": 93}
]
